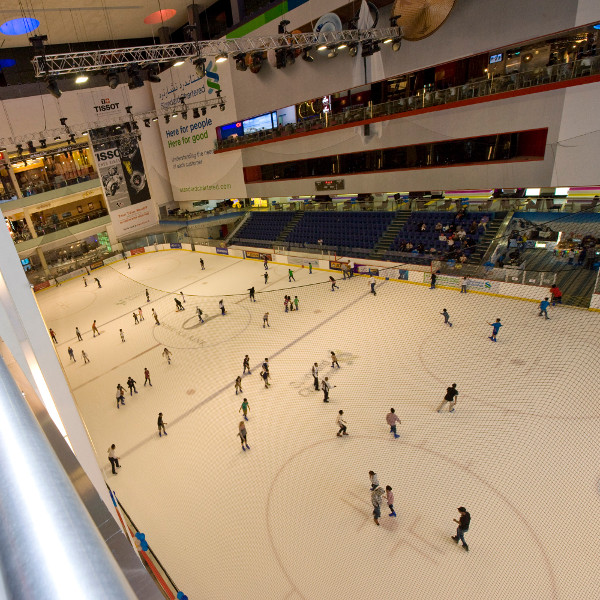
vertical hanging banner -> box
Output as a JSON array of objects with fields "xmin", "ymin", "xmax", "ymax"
[
  {"xmin": 89, "ymin": 126, "xmax": 158, "ymax": 237},
  {"xmin": 150, "ymin": 60, "xmax": 247, "ymax": 202}
]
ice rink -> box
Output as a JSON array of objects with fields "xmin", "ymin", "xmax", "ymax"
[{"xmin": 37, "ymin": 249, "xmax": 600, "ymax": 600}]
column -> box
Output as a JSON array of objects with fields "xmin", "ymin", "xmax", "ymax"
[
  {"xmin": 6, "ymin": 161, "xmax": 22, "ymax": 199},
  {"xmin": 23, "ymin": 208, "xmax": 38, "ymax": 239},
  {"xmin": 36, "ymin": 246, "xmax": 49, "ymax": 275}
]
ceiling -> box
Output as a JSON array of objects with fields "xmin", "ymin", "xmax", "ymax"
[{"xmin": 0, "ymin": 1, "xmax": 211, "ymax": 49}]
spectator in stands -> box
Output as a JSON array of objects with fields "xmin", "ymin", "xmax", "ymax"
[
  {"xmin": 420, "ymin": 222, "xmax": 427, "ymax": 232},
  {"xmin": 435, "ymin": 222, "xmax": 443, "ymax": 232},
  {"xmin": 405, "ymin": 242, "xmax": 413, "ymax": 251},
  {"xmin": 447, "ymin": 238, "xmax": 455, "ymax": 249},
  {"xmin": 459, "ymin": 254, "xmax": 468, "ymax": 264},
  {"xmin": 469, "ymin": 221, "xmax": 478, "ymax": 235},
  {"xmin": 585, "ymin": 246, "xmax": 597, "ymax": 269},
  {"xmin": 549, "ymin": 285, "xmax": 562, "ymax": 305},
  {"xmin": 439, "ymin": 233, "xmax": 447, "ymax": 242},
  {"xmin": 457, "ymin": 228, "xmax": 466, "ymax": 240}
]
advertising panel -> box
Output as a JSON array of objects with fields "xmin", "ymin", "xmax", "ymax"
[
  {"xmin": 170, "ymin": 243, "xmax": 183, "ymax": 249},
  {"xmin": 33, "ymin": 281, "xmax": 51, "ymax": 292},
  {"xmin": 90, "ymin": 260, "xmax": 104, "ymax": 270},
  {"xmin": 353, "ymin": 264, "xmax": 379, "ymax": 276},
  {"xmin": 216, "ymin": 247, "xmax": 229, "ymax": 255},
  {"xmin": 151, "ymin": 61, "xmax": 247, "ymax": 201},
  {"xmin": 245, "ymin": 250, "xmax": 271, "ymax": 260},
  {"xmin": 129, "ymin": 247, "xmax": 146, "ymax": 256}
]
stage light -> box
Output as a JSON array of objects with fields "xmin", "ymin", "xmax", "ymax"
[
  {"xmin": 164, "ymin": 115, "xmax": 170, "ymax": 124},
  {"xmin": 46, "ymin": 77, "xmax": 61, "ymax": 98},
  {"xmin": 337, "ymin": 43, "xmax": 347, "ymax": 50},
  {"xmin": 54, "ymin": 136, "xmax": 61, "ymax": 141},
  {"xmin": 16, "ymin": 144, "xmax": 23, "ymax": 155},
  {"xmin": 69, "ymin": 133, "xmax": 76, "ymax": 144},
  {"xmin": 39, "ymin": 139, "xmax": 47, "ymax": 148},
  {"xmin": 235, "ymin": 53, "xmax": 247, "ymax": 71},
  {"xmin": 278, "ymin": 19, "xmax": 290, "ymax": 34},
  {"xmin": 392, "ymin": 38, "xmax": 401, "ymax": 52},
  {"xmin": 173, "ymin": 60, "xmax": 185, "ymax": 67},
  {"xmin": 348, "ymin": 43, "xmax": 358, "ymax": 57},
  {"xmin": 318, "ymin": 44, "xmax": 327, "ymax": 51},
  {"xmin": 250, "ymin": 52, "xmax": 263, "ymax": 73},
  {"xmin": 215, "ymin": 53, "xmax": 228, "ymax": 63},
  {"xmin": 27, "ymin": 141, "xmax": 36, "ymax": 153},
  {"xmin": 75, "ymin": 74, "xmax": 89, "ymax": 84},
  {"xmin": 125, "ymin": 105, "xmax": 132, "ymax": 114},
  {"xmin": 327, "ymin": 46, "xmax": 338, "ymax": 59},
  {"xmin": 192, "ymin": 108, "xmax": 200, "ymax": 119},
  {"xmin": 302, "ymin": 48, "xmax": 313, "ymax": 62},
  {"xmin": 275, "ymin": 48, "xmax": 287, "ymax": 69},
  {"xmin": 106, "ymin": 71, "xmax": 119, "ymax": 89},
  {"xmin": 143, "ymin": 119, "xmax": 150, "ymax": 127},
  {"xmin": 192, "ymin": 56, "xmax": 206, "ymax": 77},
  {"xmin": 181, "ymin": 110, "xmax": 188, "ymax": 119},
  {"xmin": 152, "ymin": 116, "xmax": 158, "ymax": 122},
  {"xmin": 172, "ymin": 113, "xmax": 178, "ymax": 118},
  {"xmin": 201, "ymin": 107, "xmax": 206, "ymax": 116},
  {"xmin": 127, "ymin": 66, "xmax": 144, "ymax": 89},
  {"xmin": 219, "ymin": 100, "xmax": 225, "ymax": 111},
  {"xmin": 147, "ymin": 64, "xmax": 161, "ymax": 83},
  {"xmin": 59, "ymin": 118, "xmax": 68, "ymax": 127}
]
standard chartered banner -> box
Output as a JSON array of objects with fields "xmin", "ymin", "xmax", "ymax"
[
  {"xmin": 89, "ymin": 127, "xmax": 158, "ymax": 237},
  {"xmin": 151, "ymin": 61, "xmax": 247, "ymax": 202}
]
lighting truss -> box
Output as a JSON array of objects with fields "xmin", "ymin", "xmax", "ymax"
[
  {"xmin": 32, "ymin": 27, "xmax": 402, "ymax": 77},
  {"xmin": 0, "ymin": 96, "xmax": 226, "ymax": 150}
]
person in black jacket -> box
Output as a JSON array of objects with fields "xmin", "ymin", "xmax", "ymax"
[
  {"xmin": 127, "ymin": 376, "xmax": 138, "ymax": 395},
  {"xmin": 158, "ymin": 413, "xmax": 168, "ymax": 437},
  {"xmin": 452, "ymin": 507, "xmax": 470, "ymax": 551},
  {"xmin": 437, "ymin": 383, "xmax": 458, "ymax": 413}
]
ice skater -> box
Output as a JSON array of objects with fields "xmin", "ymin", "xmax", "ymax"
[
  {"xmin": 430, "ymin": 272, "xmax": 437, "ymax": 289},
  {"xmin": 329, "ymin": 275, "xmax": 339, "ymax": 291},
  {"xmin": 264, "ymin": 257, "xmax": 268, "ymax": 270},
  {"xmin": 107, "ymin": 444, "xmax": 121, "ymax": 475},
  {"xmin": 162, "ymin": 347, "xmax": 172, "ymax": 364},
  {"xmin": 127, "ymin": 376, "xmax": 138, "ymax": 395},
  {"xmin": 174, "ymin": 297, "xmax": 185, "ymax": 311},
  {"xmin": 95, "ymin": 277, "xmax": 101, "ymax": 288},
  {"xmin": 196, "ymin": 306, "xmax": 204, "ymax": 323},
  {"xmin": 248, "ymin": 287, "xmax": 256, "ymax": 302},
  {"xmin": 336, "ymin": 410, "xmax": 348, "ymax": 436},
  {"xmin": 330, "ymin": 351, "xmax": 340, "ymax": 368},
  {"xmin": 81, "ymin": 350, "xmax": 90, "ymax": 363},
  {"xmin": 312, "ymin": 363, "xmax": 319, "ymax": 390},
  {"xmin": 138, "ymin": 307, "xmax": 144, "ymax": 321},
  {"xmin": 92, "ymin": 321, "xmax": 100, "ymax": 337},
  {"xmin": 145, "ymin": 289, "xmax": 150, "ymax": 302},
  {"xmin": 219, "ymin": 299, "xmax": 226, "ymax": 315},
  {"xmin": 550, "ymin": 285, "xmax": 562, "ymax": 305},
  {"xmin": 262, "ymin": 358, "xmax": 269, "ymax": 375},
  {"xmin": 308, "ymin": 262, "xmax": 312, "ymax": 274},
  {"xmin": 243, "ymin": 355, "xmax": 251, "ymax": 374},
  {"xmin": 293, "ymin": 296, "xmax": 299, "ymax": 310},
  {"xmin": 235, "ymin": 376, "xmax": 243, "ymax": 395},
  {"xmin": 460, "ymin": 276, "xmax": 468, "ymax": 293},
  {"xmin": 452, "ymin": 507, "xmax": 470, "ymax": 551},
  {"xmin": 321, "ymin": 377, "xmax": 332, "ymax": 402},
  {"xmin": 260, "ymin": 369, "xmax": 271, "ymax": 388},
  {"xmin": 83, "ymin": 276, "xmax": 87, "ymax": 287},
  {"xmin": 437, "ymin": 383, "xmax": 458, "ymax": 413},
  {"xmin": 200, "ymin": 258, "xmax": 205, "ymax": 270},
  {"xmin": 119, "ymin": 328, "xmax": 125, "ymax": 343},
  {"xmin": 133, "ymin": 312, "xmax": 139, "ymax": 324},
  {"xmin": 180, "ymin": 291, "xmax": 185, "ymax": 303},
  {"xmin": 369, "ymin": 275, "xmax": 376, "ymax": 295},
  {"xmin": 152, "ymin": 309, "xmax": 160, "ymax": 325},
  {"xmin": 158, "ymin": 412, "xmax": 168, "ymax": 437},
  {"xmin": 239, "ymin": 398, "xmax": 250, "ymax": 421},
  {"xmin": 263, "ymin": 312, "xmax": 270, "ymax": 328},
  {"xmin": 539, "ymin": 297, "xmax": 550, "ymax": 319},
  {"xmin": 238, "ymin": 421, "xmax": 250, "ymax": 451},
  {"xmin": 386, "ymin": 408, "xmax": 401, "ymax": 439},
  {"xmin": 288, "ymin": 268, "xmax": 295, "ymax": 282},
  {"xmin": 144, "ymin": 367, "xmax": 152, "ymax": 386},
  {"xmin": 264, "ymin": 272, "xmax": 269, "ymax": 284},
  {"xmin": 385, "ymin": 486, "xmax": 396, "ymax": 517},
  {"xmin": 369, "ymin": 471, "xmax": 380, "ymax": 491},
  {"xmin": 441, "ymin": 309, "xmax": 453, "ymax": 327},
  {"xmin": 49, "ymin": 328, "xmax": 57, "ymax": 343},
  {"xmin": 284, "ymin": 296, "xmax": 289, "ymax": 313},
  {"xmin": 371, "ymin": 486, "xmax": 385, "ymax": 526},
  {"xmin": 75, "ymin": 327, "xmax": 83, "ymax": 341},
  {"xmin": 116, "ymin": 384, "xmax": 125, "ymax": 409},
  {"xmin": 68, "ymin": 346, "xmax": 76, "ymax": 362},
  {"xmin": 488, "ymin": 318, "xmax": 502, "ymax": 342}
]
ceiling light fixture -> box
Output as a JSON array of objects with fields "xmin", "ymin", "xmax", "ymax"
[
  {"xmin": 234, "ymin": 53, "xmax": 247, "ymax": 71},
  {"xmin": 147, "ymin": 64, "xmax": 161, "ymax": 83},
  {"xmin": 192, "ymin": 56, "xmax": 206, "ymax": 78},
  {"xmin": 173, "ymin": 60, "xmax": 185, "ymax": 67},
  {"xmin": 46, "ymin": 77, "xmax": 61, "ymax": 98},
  {"xmin": 106, "ymin": 70, "xmax": 120, "ymax": 89},
  {"xmin": 143, "ymin": 119, "xmax": 151, "ymax": 127},
  {"xmin": 27, "ymin": 141, "xmax": 36, "ymax": 153},
  {"xmin": 164, "ymin": 115, "xmax": 170, "ymax": 124},
  {"xmin": 215, "ymin": 53, "xmax": 228, "ymax": 63},
  {"xmin": 192, "ymin": 108, "xmax": 200, "ymax": 119},
  {"xmin": 348, "ymin": 43, "xmax": 359, "ymax": 57},
  {"xmin": 127, "ymin": 65, "xmax": 144, "ymax": 89},
  {"xmin": 75, "ymin": 74, "xmax": 89, "ymax": 84},
  {"xmin": 201, "ymin": 107, "xmax": 206, "ymax": 116},
  {"xmin": 392, "ymin": 38, "xmax": 401, "ymax": 52},
  {"xmin": 301, "ymin": 48, "xmax": 313, "ymax": 62},
  {"xmin": 317, "ymin": 44, "xmax": 327, "ymax": 51},
  {"xmin": 39, "ymin": 139, "xmax": 47, "ymax": 148}
]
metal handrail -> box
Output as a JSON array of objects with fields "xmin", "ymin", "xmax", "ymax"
[{"xmin": 0, "ymin": 357, "xmax": 137, "ymax": 599}]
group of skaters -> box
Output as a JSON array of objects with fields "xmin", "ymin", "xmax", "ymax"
[{"xmin": 114, "ymin": 369, "xmax": 153, "ymax": 408}]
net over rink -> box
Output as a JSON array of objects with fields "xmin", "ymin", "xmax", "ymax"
[{"xmin": 37, "ymin": 249, "xmax": 600, "ymax": 600}]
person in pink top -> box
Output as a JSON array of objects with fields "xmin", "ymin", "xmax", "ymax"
[
  {"xmin": 386, "ymin": 408, "xmax": 401, "ymax": 439},
  {"xmin": 385, "ymin": 486, "xmax": 396, "ymax": 517}
]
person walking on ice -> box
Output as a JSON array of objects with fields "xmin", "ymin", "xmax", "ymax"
[
  {"xmin": 92, "ymin": 321, "xmax": 100, "ymax": 337},
  {"xmin": 452, "ymin": 507, "xmax": 471, "ymax": 551},
  {"xmin": 162, "ymin": 347, "xmax": 172, "ymax": 364},
  {"xmin": 322, "ymin": 377, "xmax": 332, "ymax": 402},
  {"xmin": 264, "ymin": 271, "xmax": 269, "ymax": 284},
  {"xmin": 120, "ymin": 328, "xmax": 125, "ymax": 342},
  {"xmin": 75, "ymin": 327, "xmax": 83, "ymax": 341},
  {"xmin": 68, "ymin": 347, "xmax": 76, "ymax": 362},
  {"xmin": 329, "ymin": 276, "xmax": 339, "ymax": 291},
  {"xmin": 539, "ymin": 297, "xmax": 551, "ymax": 320},
  {"xmin": 437, "ymin": 383, "xmax": 458, "ymax": 413},
  {"xmin": 144, "ymin": 368, "xmax": 152, "ymax": 386},
  {"xmin": 385, "ymin": 486, "xmax": 396, "ymax": 517},
  {"xmin": 138, "ymin": 307, "xmax": 144, "ymax": 321},
  {"xmin": 441, "ymin": 309, "xmax": 453, "ymax": 327},
  {"xmin": 369, "ymin": 471, "xmax": 379, "ymax": 491},
  {"xmin": 95, "ymin": 277, "xmax": 102, "ymax": 288},
  {"xmin": 369, "ymin": 276, "xmax": 376, "ymax": 295},
  {"xmin": 196, "ymin": 306, "xmax": 204, "ymax": 323},
  {"xmin": 145, "ymin": 289, "xmax": 150, "ymax": 302},
  {"xmin": 330, "ymin": 351, "xmax": 340, "ymax": 368},
  {"xmin": 263, "ymin": 312, "xmax": 270, "ymax": 328},
  {"xmin": 83, "ymin": 276, "xmax": 87, "ymax": 287},
  {"xmin": 235, "ymin": 376, "xmax": 243, "ymax": 395},
  {"xmin": 200, "ymin": 258, "xmax": 205, "ymax": 270},
  {"xmin": 219, "ymin": 299, "xmax": 227, "ymax": 316},
  {"xmin": 81, "ymin": 350, "xmax": 90, "ymax": 363},
  {"xmin": 293, "ymin": 296, "xmax": 299, "ymax": 310},
  {"xmin": 386, "ymin": 408, "xmax": 401, "ymax": 439},
  {"xmin": 371, "ymin": 486, "xmax": 385, "ymax": 526},
  {"xmin": 308, "ymin": 262, "xmax": 312, "ymax": 274},
  {"xmin": 312, "ymin": 363, "xmax": 319, "ymax": 390},
  {"xmin": 133, "ymin": 312, "xmax": 139, "ymax": 325},
  {"xmin": 239, "ymin": 398, "xmax": 250, "ymax": 421},
  {"xmin": 260, "ymin": 369, "xmax": 271, "ymax": 389},
  {"xmin": 107, "ymin": 445, "xmax": 121, "ymax": 475},
  {"xmin": 430, "ymin": 272, "xmax": 437, "ymax": 289},
  {"xmin": 116, "ymin": 385, "xmax": 125, "ymax": 409},
  {"xmin": 288, "ymin": 268, "xmax": 295, "ymax": 282},
  {"xmin": 157, "ymin": 413, "xmax": 168, "ymax": 437},
  {"xmin": 460, "ymin": 276, "xmax": 468, "ymax": 293},
  {"xmin": 264, "ymin": 257, "xmax": 269, "ymax": 270},
  {"xmin": 174, "ymin": 297, "xmax": 185, "ymax": 311},
  {"xmin": 49, "ymin": 328, "xmax": 58, "ymax": 343},
  {"xmin": 127, "ymin": 376, "xmax": 138, "ymax": 395},
  {"xmin": 248, "ymin": 287, "xmax": 256, "ymax": 302},
  {"xmin": 336, "ymin": 410, "xmax": 348, "ymax": 437},
  {"xmin": 238, "ymin": 421, "xmax": 250, "ymax": 451},
  {"xmin": 152, "ymin": 309, "xmax": 160, "ymax": 325},
  {"xmin": 180, "ymin": 291, "xmax": 185, "ymax": 303},
  {"xmin": 488, "ymin": 318, "xmax": 502, "ymax": 342},
  {"xmin": 243, "ymin": 355, "xmax": 251, "ymax": 374}
]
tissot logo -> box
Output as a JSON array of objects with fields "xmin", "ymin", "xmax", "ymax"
[
  {"xmin": 93, "ymin": 98, "xmax": 120, "ymax": 113},
  {"xmin": 95, "ymin": 149, "xmax": 120, "ymax": 161}
]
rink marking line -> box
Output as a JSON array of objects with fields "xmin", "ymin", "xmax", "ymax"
[{"xmin": 70, "ymin": 343, "xmax": 162, "ymax": 391}]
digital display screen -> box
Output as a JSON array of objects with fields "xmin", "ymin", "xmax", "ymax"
[
  {"xmin": 242, "ymin": 112, "xmax": 277, "ymax": 135},
  {"xmin": 21, "ymin": 258, "xmax": 30, "ymax": 265},
  {"xmin": 489, "ymin": 53, "xmax": 503, "ymax": 64},
  {"xmin": 220, "ymin": 122, "xmax": 243, "ymax": 140}
]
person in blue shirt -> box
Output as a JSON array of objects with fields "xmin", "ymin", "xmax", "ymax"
[
  {"xmin": 538, "ymin": 297, "xmax": 550, "ymax": 320},
  {"xmin": 487, "ymin": 318, "xmax": 502, "ymax": 342}
]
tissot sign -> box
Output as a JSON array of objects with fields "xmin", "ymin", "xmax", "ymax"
[
  {"xmin": 79, "ymin": 88, "xmax": 128, "ymax": 121},
  {"xmin": 93, "ymin": 98, "xmax": 121, "ymax": 113}
]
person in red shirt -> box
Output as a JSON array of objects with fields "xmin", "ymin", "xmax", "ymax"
[{"xmin": 549, "ymin": 285, "xmax": 562, "ymax": 305}]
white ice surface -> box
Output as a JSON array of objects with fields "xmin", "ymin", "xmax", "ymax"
[{"xmin": 37, "ymin": 250, "xmax": 600, "ymax": 600}]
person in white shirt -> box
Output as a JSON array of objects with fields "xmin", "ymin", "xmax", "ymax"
[
  {"xmin": 369, "ymin": 470, "xmax": 379, "ymax": 491},
  {"xmin": 336, "ymin": 410, "xmax": 348, "ymax": 436},
  {"xmin": 312, "ymin": 363, "xmax": 319, "ymax": 390},
  {"xmin": 107, "ymin": 444, "xmax": 120, "ymax": 475}
]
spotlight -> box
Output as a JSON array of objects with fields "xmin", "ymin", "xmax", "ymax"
[
  {"xmin": 125, "ymin": 106, "xmax": 132, "ymax": 114},
  {"xmin": 201, "ymin": 107, "xmax": 207, "ymax": 116},
  {"xmin": 192, "ymin": 108, "xmax": 200, "ymax": 119},
  {"xmin": 286, "ymin": 50, "xmax": 296, "ymax": 66},
  {"xmin": 172, "ymin": 112, "xmax": 178, "ymax": 119},
  {"xmin": 275, "ymin": 48, "xmax": 287, "ymax": 69},
  {"xmin": 54, "ymin": 136, "xmax": 61, "ymax": 141},
  {"xmin": 152, "ymin": 117, "xmax": 158, "ymax": 122},
  {"xmin": 82, "ymin": 131, "xmax": 88, "ymax": 135},
  {"xmin": 234, "ymin": 53, "xmax": 247, "ymax": 71},
  {"xmin": 301, "ymin": 48, "xmax": 313, "ymax": 62},
  {"xmin": 215, "ymin": 53, "xmax": 228, "ymax": 64},
  {"xmin": 192, "ymin": 56, "xmax": 206, "ymax": 78},
  {"xmin": 46, "ymin": 77, "xmax": 61, "ymax": 98},
  {"xmin": 132, "ymin": 121, "xmax": 139, "ymax": 131},
  {"xmin": 348, "ymin": 43, "xmax": 359, "ymax": 57},
  {"xmin": 59, "ymin": 117, "xmax": 68, "ymax": 127},
  {"xmin": 390, "ymin": 16, "xmax": 400, "ymax": 27},
  {"xmin": 318, "ymin": 44, "xmax": 327, "ymax": 51},
  {"xmin": 383, "ymin": 37, "xmax": 393, "ymax": 44},
  {"xmin": 147, "ymin": 64, "xmax": 161, "ymax": 83},
  {"xmin": 69, "ymin": 133, "xmax": 76, "ymax": 144},
  {"xmin": 181, "ymin": 110, "xmax": 188, "ymax": 120},
  {"xmin": 216, "ymin": 90, "xmax": 221, "ymax": 98},
  {"xmin": 16, "ymin": 144, "xmax": 23, "ymax": 155},
  {"xmin": 106, "ymin": 71, "xmax": 120, "ymax": 89},
  {"xmin": 219, "ymin": 100, "xmax": 225, "ymax": 111},
  {"xmin": 40, "ymin": 139, "xmax": 47, "ymax": 148},
  {"xmin": 361, "ymin": 41, "xmax": 374, "ymax": 57},
  {"xmin": 127, "ymin": 66, "xmax": 144, "ymax": 90},
  {"xmin": 173, "ymin": 60, "xmax": 185, "ymax": 67},
  {"xmin": 165, "ymin": 115, "xmax": 170, "ymax": 124},
  {"xmin": 337, "ymin": 43, "xmax": 347, "ymax": 50},
  {"xmin": 372, "ymin": 42, "xmax": 381, "ymax": 54},
  {"xmin": 327, "ymin": 46, "xmax": 338, "ymax": 59},
  {"xmin": 278, "ymin": 19, "xmax": 290, "ymax": 34},
  {"xmin": 249, "ymin": 52, "xmax": 263, "ymax": 74},
  {"xmin": 392, "ymin": 38, "xmax": 401, "ymax": 52},
  {"xmin": 75, "ymin": 74, "xmax": 89, "ymax": 84},
  {"xmin": 27, "ymin": 141, "xmax": 36, "ymax": 153}
]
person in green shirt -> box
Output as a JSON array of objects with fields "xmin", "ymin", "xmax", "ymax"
[
  {"xmin": 293, "ymin": 296, "xmax": 299, "ymax": 310},
  {"xmin": 239, "ymin": 398, "xmax": 250, "ymax": 421},
  {"xmin": 288, "ymin": 268, "xmax": 295, "ymax": 282}
]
